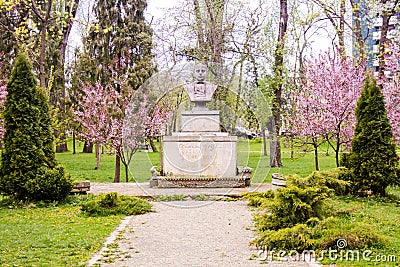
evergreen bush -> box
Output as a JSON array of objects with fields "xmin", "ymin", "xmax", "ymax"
[
  {"xmin": 254, "ymin": 224, "xmax": 313, "ymax": 251},
  {"xmin": 80, "ymin": 193, "xmax": 152, "ymax": 217},
  {"xmin": 247, "ymin": 179, "xmax": 385, "ymax": 252},
  {"xmin": 256, "ymin": 186, "xmax": 331, "ymax": 231},
  {"xmin": 286, "ymin": 168, "xmax": 350, "ymax": 196},
  {"xmin": 342, "ymin": 75, "xmax": 399, "ymax": 196},
  {"xmin": 24, "ymin": 166, "xmax": 72, "ymax": 201},
  {"xmin": 0, "ymin": 53, "xmax": 73, "ymax": 201},
  {"xmin": 242, "ymin": 190, "xmax": 275, "ymax": 207},
  {"xmin": 250, "ymin": 187, "xmax": 387, "ymax": 252}
]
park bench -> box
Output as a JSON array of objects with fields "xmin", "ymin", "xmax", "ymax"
[
  {"xmin": 71, "ymin": 181, "xmax": 90, "ymax": 194},
  {"xmin": 138, "ymin": 143, "xmax": 149, "ymax": 151},
  {"xmin": 271, "ymin": 173, "xmax": 286, "ymax": 188}
]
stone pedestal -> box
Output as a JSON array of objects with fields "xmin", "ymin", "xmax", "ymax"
[
  {"xmin": 181, "ymin": 110, "xmax": 220, "ymax": 132},
  {"xmin": 152, "ymin": 107, "xmax": 248, "ymax": 188},
  {"xmin": 150, "ymin": 65, "xmax": 250, "ymax": 188},
  {"xmin": 162, "ymin": 133, "xmax": 237, "ymax": 177}
]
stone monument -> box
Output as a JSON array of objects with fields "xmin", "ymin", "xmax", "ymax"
[{"xmin": 150, "ymin": 63, "xmax": 251, "ymax": 188}]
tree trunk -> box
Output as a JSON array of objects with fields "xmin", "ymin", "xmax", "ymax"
[
  {"xmin": 326, "ymin": 135, "xmax": 341, "ymax": 168},
  {"xmin": 262, "ymin": 129, "xmax": 267, "ymax": 156},
  {"xmin": 83, "ymin": 141, "xmax": 93, "ymax": 153},
  {"xmin": 193, "ymin": 0, "xmax": 206, "ymax": 57},
  {"xmin": 159, "ymin": 137, "xmax": 164, "ymax": 175},
  {"xmin": 54, "ymin": 1, "xmax": 79, "ymax": 153},
  {"xmin": 290, "ymin": 135, "xmax": 294, "ymax": 159},
  {"xmin": 378, "ymin": 1, "xmax": 390, "ymax": 77},
  {"xmin": 124, "ymin": 162, "xmax": 129, "ymax": 182},
  {"xmin": 313, "ymin": 139, "xmax": 319, "ymax": 171},
  {"xmin": 39, "ymin": 20, "xmax": 46, "ymax": 88},
  {"xmin": 149, "ymin": 137, "xmax": 158, "ymax": 152},
  {"xmin": 270, "ymin": 140, "xmax": 282, "ymax": 167},
  {"xmin": 114, "ymin": 152, "xmax": 121, "ymax": 183},
  {"xmin": 338, "ymin": 0, "xmax": 345, "ymax": 53},
  {"xmin": 34, "ymin": 0, "xmax": 52, "ymax": 89},
  {"xmin": 205, "ymin": 0, "xmax": 223, "ymax": 63},
  {"xmin": 56, "ymin": 135, "xmax": 68, "ymax": 152},
  {"xmin": 235, "ymin": 61, "xmax": 244, "ymax": 127},
  {"xmin": 72, "ymin": 130, "xmax": 76, "ymax": 154},
  {"xmin": 95, "ymin": 143, "xmax": 100, "ymax": 170},
  {"xmin": 350, "ymin": 0, "xmax": 365, "ymax": 63},
  {"xmin": 270, "ymin": 0, "xmax": 288, "ymax": 168},
  {"xmin": 335, "ymin": 138, "xmax": 340, "ymax": 167},
  {"xmin": 326, "ymin": 142, "xmax": 329, "ymax": 156}
]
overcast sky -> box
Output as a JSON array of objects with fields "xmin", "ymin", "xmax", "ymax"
[
  {"xmin": 68, "ymin": 0, "xmax": 334, "ymax": 65},
  {"xmin": 146, "ymin": 0, "xmax": 175, "ymax": 19}
]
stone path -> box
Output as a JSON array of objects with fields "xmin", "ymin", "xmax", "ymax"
[{"xmin": 88, "ymin": 183, "xmax": 322, "ymax": 267}]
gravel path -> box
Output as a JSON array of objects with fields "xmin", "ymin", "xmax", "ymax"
[{"xmin": 88, "ymin": 199, "xmax": 320, "ymax": 267}]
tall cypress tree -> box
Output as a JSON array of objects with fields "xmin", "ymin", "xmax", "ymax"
[
  {"xmin": 0, "ymin": 53, "xmax": 73, "ymax": 201},
  {"xmin": 343, "ymin": 75, "xmax": 399, "ymax": 196},
  {"xmin": 86, "ymin": 0, "xmax": 154, "ymax": 88}
]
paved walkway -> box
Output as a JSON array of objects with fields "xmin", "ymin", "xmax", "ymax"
[{"xmin": 88, "ymin": 183, "xmax": 322, "ymax": 267}]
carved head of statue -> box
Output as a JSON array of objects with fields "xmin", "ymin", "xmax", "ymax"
[{"xmin": 193, "ymin": 62, "xmax": 207, "ymax": 83}]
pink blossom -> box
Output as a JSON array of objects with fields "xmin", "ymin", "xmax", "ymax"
[
  {"xmin": 73, "ymin": 57, "xmax": 169, "ymax": 179},
  {"xmin": 0, "ymin": 58, "xmax": 7, "ymax": 141},
  {"xmin": 381, "ymin": 42, "xmax": 400, "ymax": 143},
  {"xmin": 145, "ymin": 104, "xmax": 172, "ymax": 138},
  {"xmin": 73, "ymin": 81, "xmax": 121, "ymax": 147},
  {"xmin": 291, "ymin": 49, "xmax": 365, "ymax": 166}
]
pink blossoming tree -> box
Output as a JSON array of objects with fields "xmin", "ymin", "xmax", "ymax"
[
  {"xmin": 290, "ymin": 90, "xmax": 330, "ymax": 170},
  {"xmin": 145, "ymin": 103, "xmax": 172, "ymax": 152},
  {"xmin": 381, "ymin": 42, "xmax": 400, "ymax": 143},
  {"xmin": 73, "ymin": 82, "xmax": 121, "ymax": 170},
  {"xmin": 0, "ymin": 58, "xmax": 7, "ymax": 142},
  {"xmin": 291, "ymin": 50, "xmax": 365, "ymax": 168},
  {"xmin": 75, "ymin": 65, "xmax": 171, "ymax": 182}
]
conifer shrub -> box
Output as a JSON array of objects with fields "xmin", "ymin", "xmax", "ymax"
[
  {"xmin": 80, "ymin": 193, "xmax": 152, "ymax": 217},
  {"xmin": 246, "ymin": 172, "xmax": 386, "ymax": 252},
  {"xmin": 242, "ymin": 190, "xmax": 275, "ymax": 207},
  {"xmin": 341, "ymin": 75, "xmax": 399, "ymax": 197},
  {"xmin": 253, "ymin": 224, "xmax": 313, "ymax": 251},
  {"xmin": 24, "ymin": 166, "xmax": 72, "ymax": 201},
  {"xmin": 256, "ymin": 185, "xmax": 331, "ymax": 231},
  {"xmin": 0, "ymin": 53, "xmax": 73, "ymax": 201},
  {"xmin": 286, "ymin": 168, "xmax": 350, "ymax": 196}
]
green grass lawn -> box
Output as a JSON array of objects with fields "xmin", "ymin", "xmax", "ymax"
[
  {"xmin": 321, "ymin": 194, "xmax": 400, "ymax": 267},
  {"xmin": 55, "ymin": 149, "xmax": 158, "ymax": 183},
  {"xmin": 1, "ymin": 139, "xmax": 399, "ymax": 266},
  {"xmin": 57, "ymin": 138, "xmax": 337, "ymax": 183},
  {"xmin": 0, "ymin": 196, "xmax": 124, "ymax": 267}
]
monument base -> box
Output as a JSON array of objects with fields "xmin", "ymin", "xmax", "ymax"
[
  {"xmin": 150, "ymin": 176, "xmax": 251, "ymax": 188},
  {"xmin": 149, "ymin": 166, "xmax": 252, "ymax": 188},
  {"xmin": 162, "ymin": 133, "xmax": 238, "ymax": 177}
]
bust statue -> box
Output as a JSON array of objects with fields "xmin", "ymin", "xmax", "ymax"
[{"xmin": 184, "ymin": 63, "xmax": 217, "ymax": 110}]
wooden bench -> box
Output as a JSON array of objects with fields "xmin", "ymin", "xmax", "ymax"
[
  {"xmin": 71, "ymin": 181, "xmax": 90, "ymax": 194},
  {"xmin": 138, "ymin": 143, "xmax": 149, "ymax": 151}
]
